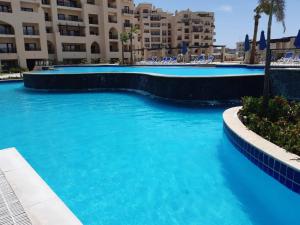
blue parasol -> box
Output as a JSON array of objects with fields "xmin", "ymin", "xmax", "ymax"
[
  {"xmin": 181, "ymin": 41, "xmax": 188, "ymax": 55},
  {"xmin": 294, "ymin": 30, "xmax": 300, "ymax": 48},
  {"xmin": 259, "ymin": 31, "xmax": 267, "ymax": 50},
  {"xmin": 244, "ymin": 34, "xmax": 250, "ymax": 52}
]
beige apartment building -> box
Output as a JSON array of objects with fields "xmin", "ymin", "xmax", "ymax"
[
  {"xmin": 0, "ymin": 0, "xmax": 215, "ymax": 69},
  {"xmin": 134, "ymin": 4, "xmax": 216, "ymax": 59}
]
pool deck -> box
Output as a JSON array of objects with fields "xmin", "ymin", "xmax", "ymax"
[{"xmin": 0, "ymin": 148, "xmax": 82, "ymax": 225}]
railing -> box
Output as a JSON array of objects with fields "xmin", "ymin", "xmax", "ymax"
[
  {"xmin": 59, "ymin": 31, "xmax": 85, "ymax": 36},
  {"xmin": 0, "ymin": 6, "xmax": 12, "ymax": 13},
  {"xmin": 23, "ymin": 30, "xmax": 40, "ymax": 35},
  {"xmin": 57, "ymin": 0, "xmax": 81, "ymax": 8},
  {"xmin": 108, "ymin": 3, "xmax": 117, "ymax": 8},
  {"xmin": 109, "ymin": 47, "xmax": 119, "ymax": 52},
  {"xmin": 108, "ymin": 18, "xmax": 118, "ymax": 23},
  {"xmin": 122, "ymin": 9, "xmax": 133, "ymax": 14},
  {"xmin": 45, "ymin": 16, "xmax": 52, "ymax": 21},
  {"xmin": 0, "ymin": 30, "xmax": 14, "ymax": 35},
  {"xmin": 87, "ymin": 0, "xmax": 95, "ymax": 4},
  {"xmin": 123, "ymin": 23, "xmax": 132, "ymax": 28},
  {"xmin": 0, "ymin": 48, "xmax": 16, "ymax": 53},
  {"xmin": 25, "ymin": 47, "xmax": 41, "ymax": 51},
  {"xmin": 89, "ymin": 19, "xmax": 98, "ymax": 25},
  {"xmin": 41, "ymin": 0, "xmax": 50, "ymax": 5},
  {"xmin": 62, "ymin": 47, "xmax": 86, "ymax": 52}
]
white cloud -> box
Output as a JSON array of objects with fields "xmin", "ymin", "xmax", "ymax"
[{"xmin": 218, "ymin": 5, "xmax": 233, "ymax": 13}]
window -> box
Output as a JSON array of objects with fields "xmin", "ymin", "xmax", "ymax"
[
  {"xmin": 25, "ymin": 43, "xmax": 38, "ymax": 51},
  {"xmin": 23, "ymin": 26, "xmax": 37, "ymax": 35},
  {"xmin": 0, "ymin": 43, "xmax": 15, "ymax": 53},
  {"xmin": 58, "ymin": 14, "xmax": 65, "ymax": 20},
  {"xmin": 46, "ymin": 27, "xmax": 53, "ymax": 33},
  {"xmin": 21, "ymin": 7, "xmax": 33, "ymax": 12}
]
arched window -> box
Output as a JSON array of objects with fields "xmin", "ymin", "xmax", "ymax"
[
  {"xmin": 91, "ymin": 42, "xmax": 100, "ymax": 54},
  {"xmin": 109, "ymin": 27, "xmax": 118, "ymax": 40}
]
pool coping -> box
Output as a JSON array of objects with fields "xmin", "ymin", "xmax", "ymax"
[
  {"xmin": 0, "ymin": 147, "xmax": 83, "ymax": 225},
  {"xmin": 223, "ymin": 107, "xmax": 300, "ymax": 194}
]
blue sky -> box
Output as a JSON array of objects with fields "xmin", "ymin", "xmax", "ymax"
[{"xmin": 134, "ymin": 0, "xmax": 299, "ymax": 48}]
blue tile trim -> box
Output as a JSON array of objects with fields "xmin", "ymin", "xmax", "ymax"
[{"xmin": 224, "ymin": 122, "xmax": 300, "ymax": 194}]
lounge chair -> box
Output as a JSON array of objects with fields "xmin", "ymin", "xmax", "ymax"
[
  {"xmin": 192, "ymin": 55, "xmax": 206, "ymax": 64},
  {"xmin": 277, "ymin": 52, "xmax": 294, "ymax": 64},
  {"xmin": 206, "ymin": 55, "xmax": 215, "ymax": 64}
]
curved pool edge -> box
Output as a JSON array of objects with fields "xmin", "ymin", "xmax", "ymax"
[
  {"xmin": 223, "ymin": 107, "xmax": 300, "ymax": 194},
  {"xmin": 23, "ymin": 72, "xmax": 264, "ymax": 102}
]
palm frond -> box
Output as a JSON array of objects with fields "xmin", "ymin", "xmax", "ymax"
[{"xmin": 257, "ymin": 0, "xmax": 286, "ymax": 32}]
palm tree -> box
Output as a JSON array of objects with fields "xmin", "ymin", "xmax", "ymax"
[
  {"xmin": 260, "ymin": 0, "xmax": 286, "ymax": 110},
  {"xmin": 120, "ymin": 32, "xmax": 129, "ymax": 65},
  {"xmin": 128, "ymin": 25, "xmax": 138, "ymax": 65},
  {"xmin": 250, "ymin": 2, "xmax": 272, "ymax": 64}
]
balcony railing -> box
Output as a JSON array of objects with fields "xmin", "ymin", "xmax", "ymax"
[
  {"xmin": 42, "ymin": 0, "xmax": 50, "ymax": 5},
  {"xmin": 0, "ymin": 5, "xmax": 12, "ymax": 13},
  {"xmin": 108, "ymin": 17, "xmax": 117, "ymax": 23},
  {"xmin": 0, "ymin": 48, "xmax": 16, "ymax": 53},
  {"xmin": 23, "ymin": 30, "xmax": 40, "ymax": 35},
  {"xmin": 57, "ymin": 0, "xmax": 81, "ymax": 8},
  {"xmin": 108, "ymin": 3, "xmax": 117, "ymax": 8},
  {"xmin": 122, "ymin": 9, "xmax": 133, "ymax": 14},
  {"xmin": 59, "ymin": 31, "xmax": 85, "ymax": 36},
  {"xmin": 25, "ymin": 46, "xmax": 41, "ymax": 51},
  {"xmin": 0, "ymin": 29, "xmax": 14, "ymax": 35},
  {"xmin": 62, "ymin": 48, "xmax": 86, "ymax": 52},
  {"xmin": 123, "ymin": 23, "xmax": 132, "ymax": 28}
]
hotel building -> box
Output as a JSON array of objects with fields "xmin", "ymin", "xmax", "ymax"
[{"xmin": 0, "ymin": 0, "xmax": 215, "ymax": 70}]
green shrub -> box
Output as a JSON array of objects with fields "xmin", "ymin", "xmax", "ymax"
[
  {"xmin": 239, "ymin": 96, "xmax": 300, "ymax": 155},
  {"xmin": 8, "ymin": 67, "xmax": 28, "ymax": 73}
]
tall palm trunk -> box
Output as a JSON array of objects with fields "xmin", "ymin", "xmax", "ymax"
[
  {"xmin": 250, "ymin": 13, "xmax": 261, "ymax": 64},
  {"xmin": 121, "ymin": 42, "xmax": 125, "ymax": 65},
  {"xmin": 262, "ymin": 0, "xmax": 275, "ymax": 111},
  {"xmin": 130, "ymin": 34, "xmax": 133, "ymax": 65}
]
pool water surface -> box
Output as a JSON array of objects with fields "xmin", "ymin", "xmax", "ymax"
[
  {"xmin": 33, "ymin": 66, "xmax": 264, "ymax": 76},
  {"xmin": 0, "ymin": 83, "xmax": 299, "ymax": 225}
]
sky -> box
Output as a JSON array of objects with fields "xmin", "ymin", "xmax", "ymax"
[{"xmin": 134, "ymin": 0, "xmax": 300, "ymax": 48}]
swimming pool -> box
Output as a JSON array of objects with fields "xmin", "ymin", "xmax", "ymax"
[
  {"xmin": 24, "ymin": 66, "xmax": 264, "ymax": 101},
  {"xmin": 0, "ymin": 82, "xmax": 299, "ymax": 225},
  {"xmin": 33, "ymin": 66, "xmax": 264, "ymax": 76}
]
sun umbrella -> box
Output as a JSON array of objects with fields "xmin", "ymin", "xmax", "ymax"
[
  {"xmin": 181, "ymin": 41, "xmax": 188, "ymax": 55},
  {"xmin": 244, "ymin": 34, "xmax": 250, "ymax": 52},
  {"xmin": 294, "ymin": 30, "xmax": 300, "ymax": 49},
  {"xmin": 259, "ymin": 31, "xmax": 267, "ymax": 50}
]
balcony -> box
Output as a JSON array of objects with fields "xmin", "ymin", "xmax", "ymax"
[
  {"xmin": 58, "ymin": 14, "xmax": 83, "ymax": 22},
  {"xmin": 89, "ymin": 15, "xmax": 98, "ymax": 25},
  {"xmin": 0, "ymin": 4, "xmax": 12, "ymax": 13},
  {"xmin": 87, "ymin": 0, "xmax": 95, "ymax": 4},
  {"xmin": 0, "ymin": 25, "xmax": 14, "ymax": 35},
  {"xmin": 25, "ymin": 46, "xmax": 41, "ymax": 51},
  {"xmin": 42, "ymin": 0, "xmax": 50, "ymax": 5},
  {"xmin": 57, "ymin": 0, "xmax": 81, "ymax": 8},
  {"xmin": 123, "ymin": 22, "xmax": 132, "ymax": 28},
  {"xmin": 23, "ymin": 30, "xmax": 40, "ymax": 36},
  {"xmin": 108, "ymin": 16, "xmax": 117, "ymax": 23},
  {"xmin": 0, "ymin": 47, "xmax": 16, "ymax": 53},
  {"xmin": 107, "ymin": 0, "xmax": 117, "ymax": 9},
  {"xmin": 122, "ymin": 9, "xmax": 133, "ymax": 14},
  {"xmin": 62, "ymin": 44, "xmax": 86, "ymax": 52}
]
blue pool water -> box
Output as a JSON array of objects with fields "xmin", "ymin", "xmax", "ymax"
[
  {"xmin": 0, "ymin": 83, "xmax": 299, "ymax": 225},
  {"xmin": 33, "ymin": 66, "xmax": 264, "ymax": 76}
]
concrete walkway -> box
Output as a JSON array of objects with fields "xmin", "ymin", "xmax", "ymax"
[{"xmin": 0, "ymin": 148, "xmax": 82, "ymax": 225}]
